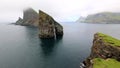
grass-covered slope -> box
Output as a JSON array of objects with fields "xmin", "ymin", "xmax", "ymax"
[
  {"xmin": 97, "ymin": 32, "xmax": 120, "ymax": 46},
  {"xmin": 83, "ymin": 12, "xmax": 120, "ymax": 24},
  {"xmin": 93, "ymin": 58, "xmax": 120, "ymax": 68}
]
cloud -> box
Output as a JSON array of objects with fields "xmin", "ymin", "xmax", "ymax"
[{"xmin": 0, "ymin": 0, "xmax": 120, "ymax": 22}]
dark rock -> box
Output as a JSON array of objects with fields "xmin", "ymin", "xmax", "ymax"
[
  {"xmin": 39, "ymin": 10, "xmax": 63, "ymax": 39},
  {"xmin": 54, "ymin": 22, "xmax": 63, "ymax": 36}
]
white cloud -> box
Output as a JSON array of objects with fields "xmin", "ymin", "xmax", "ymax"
[{"xmin": 0, "ymin": 0, "xmax": 120, "ymax": 22}]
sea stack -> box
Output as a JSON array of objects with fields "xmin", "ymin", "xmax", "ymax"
[
  {"xmin": 39, "ymin": 10, "xmax": 63, "ymax": 39},
  {"xmin": 15, "ymin": 8, "xmax": 39, "ymax": 26},
  {"xmin": 83, "ymin": 33, "xmax": 120, "ymax": 68}
]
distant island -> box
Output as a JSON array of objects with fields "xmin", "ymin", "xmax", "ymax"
[{"xmin": 77, "ymin": 12, "xmax": 120, "ymax": 24}]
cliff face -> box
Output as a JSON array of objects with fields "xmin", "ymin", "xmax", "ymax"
[
  {"xmin": 82, "ymin": 12, "xmax": 120, "ymax": 24},
  {"xmin": 54, "ymin": 22, "xmax": 63, "ymax": 36},
  {"xmin": 39, "ymin": 10, "xmax": 55, "ymax": 38},
  {"xmin": 15, "ymin": 8, "xmax": 39, "ymax": 26},
  {"xmin": 91, "ymin": 33, "xmax": 120, "ymax": 60},
  {"xmin": 84, "ymin": 33, "xmax": 120, "ymax": 68},
  {"xmin": 39, "ymin": 10, "xmax": 63, "ymax": 39}
]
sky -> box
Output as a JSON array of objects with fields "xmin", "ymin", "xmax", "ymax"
[{"xmin": 0, "ymin": 0, "xmax": 120, "ymax": 22}]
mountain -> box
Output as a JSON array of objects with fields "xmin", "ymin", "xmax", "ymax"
[
  {"xmin": 78, "ymin": 12, "xmax": 120, "ymax": 24},
  {"xmin": 15, "ymin": 8, "xmax": 39, "ymax": 26}
]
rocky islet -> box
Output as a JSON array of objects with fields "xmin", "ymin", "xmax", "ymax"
[
  {"xmin": 15, "ymin": 8, "xmax": 39, "ymax": 26},
  {"xmin": 15, "ymin": 8, "xmax": 63, "ymax": 39}
]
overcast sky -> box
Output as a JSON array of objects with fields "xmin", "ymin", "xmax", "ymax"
[{"xmin": 0, "ymin": 0, "xmax": 120, "ymax": 22}]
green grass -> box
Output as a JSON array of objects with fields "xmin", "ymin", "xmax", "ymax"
[
  {"xmin": 93, "ymin": 58, "xmax": 120, "ymax": 68},
  {"xmin": 97, "ymin": 32, "xmax": 120, "ymax": 46}
]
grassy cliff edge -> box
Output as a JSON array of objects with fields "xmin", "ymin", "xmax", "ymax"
[
  {"xmin": 97, "ymin": 32, "xmax": 120, "ymax": 47},
  {"xmin": 84, "ymin": 32, "xmax": 120, "ymax": 68}
]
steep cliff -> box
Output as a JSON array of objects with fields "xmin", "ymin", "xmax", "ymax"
[
  {"xmin": 84, "ymin": 33, "xmax": 120, "ymax": 68},
  {"xmin": 82, "ymin": 12, "xmax": 120, "ymax": 24},
  {"xmin": 54, "ymin": 22, "xmax": 63, "ymax": 36},
  {"xmin": 15, "ymin": 8, "xmax": 39, "ymax": 26},
  {"xmin": 39, "ymin": 10, "xmax": 63, "ymax": 39},
  {"xmin": 15, "ymin": 8, "xmax": 63, "ymax": 38}
]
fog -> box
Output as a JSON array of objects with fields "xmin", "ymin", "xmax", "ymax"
[{"xmin": 0, "ymin": 0, "xmax": 120, "ymax": 22}]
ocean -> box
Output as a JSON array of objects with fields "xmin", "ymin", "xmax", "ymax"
[{"xmin": 0, "ymin": 22, "xmax": 120, "ymax": 68}]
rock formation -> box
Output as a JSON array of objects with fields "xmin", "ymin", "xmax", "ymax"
[
  {"xmin": 80, "ymin": 12, "xmax": 120, "ymax": 24},
  {"xmin": 39, "ymin": 10, "xmax": 63, "ymax": 39},
  {"xmin": 15, "ymin": 8, "xmax": 39, "ymax": 26},
  {"xmin": 83, "ymin": 33, "xmax": 120, "ymax": 68},
  {"xmin": 15, "ymin": 17, "xmax": 23, "ymax": 25},
  {"xmin": 54, "ymin": 22, "xmax": 63, "ymax": 36},
  {"xmin": 15, "ymin": 8, "xmax": 63, "ymax": 38}
]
